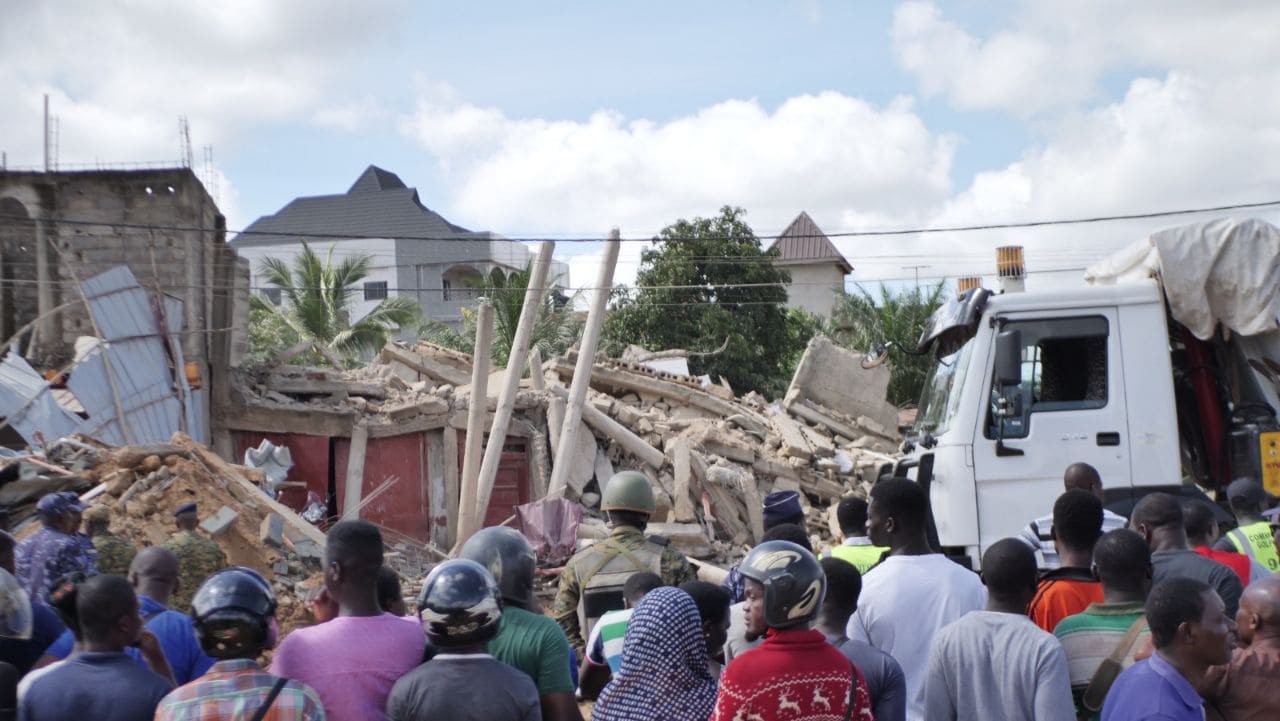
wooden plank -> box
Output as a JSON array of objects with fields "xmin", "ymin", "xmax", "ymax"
[
  {"xmin": 469, "ymin": 241, "xmax": 555, "ymax": 546},
  {"xmin": 341, "ymin": 420, "xmax": 369, "ymax": 520},
  {"xmin": 442, "ymin": 426, "xmax": 460, "ymax": 547},
  {"xmin": 426, "ymin": 430, "xmax": 448, "ymax": 549},
  {"xmin": 670, "ymin": 437, "xmax": 696, "ymax": 522},
  {"xmin": 380, "ymin": 345, "xmax": 471, "ymax": 387},
  {"xmin": 770, "ymin": 411, "xmax": 813, "ymax": 460},
  {"xmin": 456, "ymin": 301, "xmax": 494, "ymax": 547}
]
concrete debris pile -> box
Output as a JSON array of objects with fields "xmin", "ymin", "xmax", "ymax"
[
  {"xmin": 235, "ymin": 335, "xmax": 902, "ymax": 567},
  {"xmin": 8, "ymin": 432, "xmax": 327, "ymax": 634}
]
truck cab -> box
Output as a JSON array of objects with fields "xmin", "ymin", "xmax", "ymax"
[{"xmin": 900, "ymin": 279, "xmax": 1183, "ymax": 568}]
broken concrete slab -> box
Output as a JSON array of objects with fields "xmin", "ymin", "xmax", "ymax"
[
  {"xmin": 260, "ymin": 514, "xmax": 285, "ymax": 547},
  {"xmin": 785, "ymin": 336, "xmax": 900, "ymax": 433}
]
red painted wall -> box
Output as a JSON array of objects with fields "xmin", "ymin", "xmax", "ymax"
[
  {"xmin": 334, "ymin": 433, "xmax": 430, "ymax": 543},
  {"xmin": 231, "ymin": 429, "xmax": 532, "ymax": 543},
  {"xmin": 232, "ymin": 432, "xmax": 329, "ymax": 511}
]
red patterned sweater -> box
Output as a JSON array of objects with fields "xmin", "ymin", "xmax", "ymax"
[{"xmin": 712, "ymin": 627, "xmax": 874, "ymax": 721}]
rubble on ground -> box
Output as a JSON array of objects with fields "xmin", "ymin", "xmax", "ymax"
[
  {"xmin": 234, "ymin": 335, "xmax": 903, "ymax": 569},
  {"xmin": 7, "ymin": 432, "xmax": 329, "ymax": 634}
]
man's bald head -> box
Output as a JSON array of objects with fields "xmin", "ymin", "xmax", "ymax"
[
  {"xmin": 1064, "ymin": 463, "xmax": 1103, "ymax": 499},
  {"xmin": 129, "ymin": 546, "xmax": 180, "ymax": 603},
  {"xmin": 1237, "ymin": 576, "xmax": 1280, "ymax": 646}
]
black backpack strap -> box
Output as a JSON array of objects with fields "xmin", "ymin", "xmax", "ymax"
[
  {"xmin": 250, "ymin": 677, "xmax": 290, "ymax": 721},
  {"xmin": 843, "ymin": 659, "xmax": 864, "ymax": 721}
]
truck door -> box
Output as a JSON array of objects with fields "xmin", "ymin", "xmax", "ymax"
[{"xmin": 971, "ymin": 311, "xmax": 1130, "ymax": 552}]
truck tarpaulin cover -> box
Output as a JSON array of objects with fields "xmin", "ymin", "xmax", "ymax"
[{"xmin": 1085, "ymin": 217, "xmax": 1280, "ymax": 340}]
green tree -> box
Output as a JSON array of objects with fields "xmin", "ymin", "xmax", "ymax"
[
  {"xmin": 419, "ymin": 264, "xmax": 583, "ymax": 367},
  {"xmin": 603, "ymin": 206, "xmax": 802, "ymax": 398},
  {"xmin": 248, "ymin": 242, "xmax": 420, "ymax": 366},
  {"xmin": 829, "ymin": 281, "xmax": 947, "ymax": 406}
]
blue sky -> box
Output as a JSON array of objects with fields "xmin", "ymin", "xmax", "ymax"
[{"xmin": 3, "ymin": 1, "xmax": 1279, "ymax": 288}]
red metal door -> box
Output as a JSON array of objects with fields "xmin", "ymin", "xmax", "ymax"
[
  {"xmin": 335, "ymin": 432, "xmax": 430, "ymax": 542},
  {"xmin": 456, "ymin": 434, "xmax": 532, "ymax": 528}
]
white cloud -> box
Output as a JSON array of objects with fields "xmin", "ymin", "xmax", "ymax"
[
  {"xmin": 891, "ymin": 0, "xmax": 1280, "ymax": 116},
  {"xmin": 401, "ymin": 89, "xmax": 957, "ymax": 238},
  {"xmin": 0, "ymin": 1, "xmax": 404, "ymax": 166}
]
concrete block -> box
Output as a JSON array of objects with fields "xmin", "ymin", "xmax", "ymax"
[
  {"xmin": 200, "ymin": 506, "xmax": 239, "ymax": 536},
  {"xmin": 786, "ymin": 336, "xmax": 900, "ymax": 433},
  {"xmin": 259, "ymin": 514, "xmax": 285, "ymax": 547}
]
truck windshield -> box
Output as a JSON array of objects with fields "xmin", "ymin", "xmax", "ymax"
[{"xmin": 915, "ymin": 339, "xmax": 976, "ymax": 437}]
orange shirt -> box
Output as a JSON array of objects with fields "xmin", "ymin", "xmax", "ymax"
[{"xmin": 1028, "ymin": 568, "xmax": 1104, "ymax": 633}]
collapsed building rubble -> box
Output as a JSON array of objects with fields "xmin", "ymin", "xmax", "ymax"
[
  {"xmin": 7, "ymin": 432, "xmax": 345, "ymax": 634},
  {"xmin": 228, "ymin": 334, "xmax": 903, "ymax": 570}
]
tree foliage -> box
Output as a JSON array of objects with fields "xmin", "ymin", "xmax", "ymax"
[
  {"xmin": 248, "ymin": 242, "xmax": 420, "ymax": 367},
  {"xmin": 829, "ymin": 281, "xmax": 947, "ymax": 406},
  {"xmin": 603, "ymin": 206, "xmax": 807, "ymax": 398},
  {"xmin": 419, "ymin": 264, "xmax": 583, "ymax": 367}
]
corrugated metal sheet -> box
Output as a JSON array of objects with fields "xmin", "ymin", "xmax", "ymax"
[
  {"xmin": 0, "ymin": 353, "xmax": 80, "ymax": 442},
  {"xmin": 0, "ymin": 266, "xmax": 207, "ymax": 448}
]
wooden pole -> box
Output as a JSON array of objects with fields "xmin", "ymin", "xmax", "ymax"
[
  {"xmin": 548, "ymin": 230, "xmax": 620, "ymax": 498},
  {"xmin": 462, "ymin": 241, "xmax": 556, "ymax": 547},
  {"xmin": 455, "ymin": 300, "xmax": 494, "ymax": 549},
  {"xmin": 342, "ymin": 419, "xmax": 369, "ymax": 519}
]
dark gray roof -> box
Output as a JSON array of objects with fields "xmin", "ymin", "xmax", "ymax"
[
  {"xmin": 232, "ymin": 165, "xmax": 477, "ymax": 247},
  {"xmin": 766, "ymin": 211, "xmax": 852, "ymax": 274}
]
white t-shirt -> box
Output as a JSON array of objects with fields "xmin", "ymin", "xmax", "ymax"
[{"xmin": 846, "ymin": 553, "xmax": 987, "ymax": 721}]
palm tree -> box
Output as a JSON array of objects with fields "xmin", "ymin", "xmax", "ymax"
[
  {"xmin": 830, "ymin": 281, "xmax": 947, "ymax": 406},
  {"xmin": 420, "ymin": 264, "xmax": 582, "ymax": 367},
  {"xmin": 249, "ymin": 242, "xmax": 420, "ymax": 366}
]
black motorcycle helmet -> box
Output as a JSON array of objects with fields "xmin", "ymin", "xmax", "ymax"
[
  {"xmin": 416, "ymin": 559, "xmax": 503, "ymax": 648},
  {"xmin": 458, "ymin": 526, "xmax": 536, "ymax": 608},
  {"xmin": 191, "ymin": 567, "xmax": 278, "ymax": 658},
  {"xmin": 738, "ymin": 540, "xmax": 826, "ymax": 629}
]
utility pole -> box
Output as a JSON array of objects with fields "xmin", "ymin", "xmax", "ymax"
[
  {"xmin": 43, "ymin": 94, "xmax": 49, "ymax": 172},
  {"xmin": 902, "ymin": 264, "xmax": 930, "ymax": 286}
]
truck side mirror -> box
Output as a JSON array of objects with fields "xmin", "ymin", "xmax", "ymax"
[{"xmin": 994, "ymin": 330, "xmax": 1022, "ymax": 388}]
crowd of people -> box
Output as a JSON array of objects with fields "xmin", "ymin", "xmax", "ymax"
[{"xmin": 0, "ymin": 463, "xmax": 1276, "ymax": 721}]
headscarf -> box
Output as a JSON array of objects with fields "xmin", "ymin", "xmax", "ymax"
[{"xmin": 593, "ymin": 586, "xmax": 718, "ymax": 721}]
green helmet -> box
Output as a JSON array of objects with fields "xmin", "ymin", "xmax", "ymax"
[{"xmin": 600, "ymin": 470, "xmax": 655, "ymax": 515}]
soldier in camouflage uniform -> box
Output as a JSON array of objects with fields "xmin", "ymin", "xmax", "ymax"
[
  {"xmin": 162, "ymin": 503, "xmax": 228, "ymax": 612},
  {"xmin": 81, "ymin": 504, "xmax": 136, "ymax": 577},
  {"xmin": 552, "ymin": 471, "xmax": 695, "ymax": 653}
]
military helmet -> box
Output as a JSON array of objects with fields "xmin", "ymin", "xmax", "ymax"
[
  {"xmin": 417, "ymin": 559, "xmax": 504, "ymax": 648},
  {"xmin": 600, "ymin": 470, "xmax": 656, "ymax": 515},
  {"xmin": 459, "ymin": 526, "xmax": 537, "ymax": 607},
  {"xmin": 191, "ymin": 567, "xmax": 278, "ymax": 658},
  {"xmin": 738, "ymin": 540, "xmax": 826, "ymax": 629}
]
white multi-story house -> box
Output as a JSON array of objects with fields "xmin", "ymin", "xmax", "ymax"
[
  {"xmin": 766, "ymin": 212, "xmax": 853, "ymax": 317},
  {"xmin": 233, "ymin": 166, "xmax": 566, "ymax": 328}
]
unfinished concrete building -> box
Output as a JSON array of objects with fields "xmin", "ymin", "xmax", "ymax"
[{"xmin": 0, "ymin": 168, "xmax": 250, "ymax": 442}]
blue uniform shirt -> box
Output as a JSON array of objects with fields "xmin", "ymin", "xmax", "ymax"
[
  {"xmin": 1101, "ymin": 652, "xmax": 1204, "ymax": 721},
  {"xmin": 137, "ymin": 595, "xmax": 214, "ymax": 684},
  {"xmin": 44, "ymin": 596, "xmax": 212, "ymax": 683},
  {"xmin": 18, "ymin": 651, "xmax": 172, "ymax": 721}
]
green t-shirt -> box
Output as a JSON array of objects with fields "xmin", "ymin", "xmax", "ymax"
[{"xmin": 487, "ymin": 606, "xmax": 575, "ymax": 695}]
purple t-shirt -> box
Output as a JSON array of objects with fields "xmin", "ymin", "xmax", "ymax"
[{"xmin": 270, "ymin": 613, "xmax": 425, "ymax": 720}]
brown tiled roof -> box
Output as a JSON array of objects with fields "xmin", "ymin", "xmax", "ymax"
[{"xmin": 766, "ymin": 212, "xmax": 853, "ymax": 274}]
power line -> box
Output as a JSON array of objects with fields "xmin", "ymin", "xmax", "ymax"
[{"xmin": 1, "ymin": 196, "xmax": 1276, "ymax": 245}]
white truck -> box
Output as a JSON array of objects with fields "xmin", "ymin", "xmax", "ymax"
[{"xmin": 894, "ymin": 217, "xmax": 1280, "ymax": 568}]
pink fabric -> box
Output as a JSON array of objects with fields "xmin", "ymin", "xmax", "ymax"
[{"xmin": 270, "ymin": 613, "xmax": 425, "ymax": 721}]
